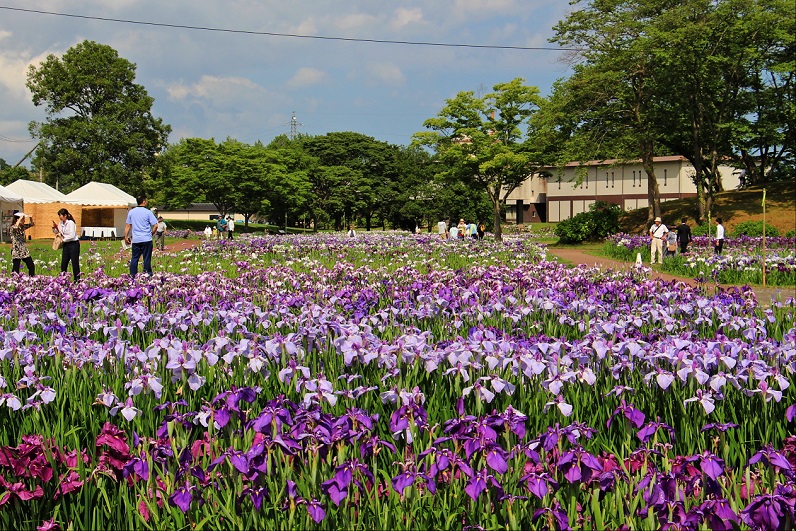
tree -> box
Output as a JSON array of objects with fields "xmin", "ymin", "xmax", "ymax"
[
  {"xmin": 26, "ymin": 40, "xmax": 170, "ymax": 193},
  {"xmin": 550, "ymin": 1, "xmax": 671, "ymax": 222},
  {"xmin": 415, "ymin": 78, "xmax": 543, "ymax": 241}
]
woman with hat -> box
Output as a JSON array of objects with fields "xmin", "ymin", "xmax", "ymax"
[{"xmin": 10, "ymin": 211, "xmax": 35, "ymax": 276}]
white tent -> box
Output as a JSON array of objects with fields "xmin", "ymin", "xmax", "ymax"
[
  {"xmin": 64, "ymin": 182, "xmax": 137, "ymax": 238},
  {"xmin": 0, "ymin": 185, "xmax": 24, "ymax": 243},
  {"xmin": 6, "ymin": 179, "xmax": 72, "ymax": 203},
  {"xmin": 64, "ymin": 182, "xmax": 136, "ymax": 207}
]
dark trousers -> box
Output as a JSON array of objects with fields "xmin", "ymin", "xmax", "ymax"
[
  {"xmin": 130, "ymin": 241, "xmax": 154, "ymax": 277},
  {"xmin": 227, "ymin": 230, "xmax": 234, "ymax": 240},
  {"xmin": 155, "ymin": 231, "xmax": 165, "ymax": 250},
  {"xmin": 12, "ymin": 256, "xmax": 35, "ymax": 276},
  {"xmin": 61, "ymin": 241, "xmax": 80, "ymax": 281},
  {"xmin": 714, "ymin": 239, "xmax": 724, "ymax": 255},
  {"xmin": 679, "ymin": 243, "xmax": 689, "ymax": 254}
]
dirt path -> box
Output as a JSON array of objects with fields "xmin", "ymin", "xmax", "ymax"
[{"xmin": 546, "ymin": 247, "xmax": 794, "ymax": 306}]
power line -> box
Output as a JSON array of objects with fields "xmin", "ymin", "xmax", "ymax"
[
  {"xmin": 0, "ymin": 134, "xmax": 37, "ymax": 143},
  {"xmin": 0, "ymin": 5, "xmax": 582, "ymax": 52}
]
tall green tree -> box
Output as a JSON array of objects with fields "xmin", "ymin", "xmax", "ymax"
[
  {"xmin": 415, "ymin": 78, "xmax": 543, "ymax": 241},
  {"xmin": 303, "ymin": 132, "xmax": 399, "ymax": 231},
  {"xmin": 26, "ymin": 40, "xmax": 170, "ymax": 193},
  {"xmin": 551, "ymin": 1, "xmax": 671, "ymax": 221}
]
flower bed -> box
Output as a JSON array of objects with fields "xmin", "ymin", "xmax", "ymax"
[
  {"xmin": 0, "ymin": 234, "xmax": 795, "ymax": 530},
  {"xmin": 606, "ymin": 233, "xmax": 796, "ymax": 286}
]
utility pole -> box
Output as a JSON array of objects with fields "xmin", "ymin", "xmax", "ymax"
[{"xmin": 286, "ymin": 111, "xmax": 302, "ymax": 140}]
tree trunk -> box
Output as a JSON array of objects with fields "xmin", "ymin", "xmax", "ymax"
[
  {"xmin": 492, "ymin": 195, "xmax": 503, "ymax": 242},
  {"xmin": 640, "ymin": 142, "xmax": 661, "ymax": 221}
]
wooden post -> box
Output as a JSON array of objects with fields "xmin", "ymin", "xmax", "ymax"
[{"xmin": 762, "ymin": 189, "xmax": 767, "ymax": 286}]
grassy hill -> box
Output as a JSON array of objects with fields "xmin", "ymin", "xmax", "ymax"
[{"xmin": 619, "ymin": 178, "xmax": 796, "ymax": 235}]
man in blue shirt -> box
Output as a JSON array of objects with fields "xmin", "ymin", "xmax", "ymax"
[{"xmin": 124, "ymin": 195, "xmax": 158, "ymax": 277}]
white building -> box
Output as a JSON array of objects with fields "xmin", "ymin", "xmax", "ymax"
[{"xmin": 504, "ymin": 155, "xmax": 740, "ymax": 223}]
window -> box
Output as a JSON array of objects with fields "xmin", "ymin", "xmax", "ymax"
[
  {"xmin": 532, "ymin": 211, "xmax": 536, "ymax": 218},
  {"xmin": 632, "ymin": 171, "xmax": 636, "ymax": 187},
  {"xmin": 606, "ymin": 171, "xmax": 609, "ymax": 186},
  {"xmin": 611, "ymin": 171, "xmax": 615, "ymax": 188},
  {"xmin": 664, "ymin": 169, "xmax": 668, "ymax": 187},
  {"xmin": 558, "ymin": 175, "xmax": 561, "ymax": 189},
  {"xmin": 585, "ymin": 171, "xmax": 588, "ymax": 189}
]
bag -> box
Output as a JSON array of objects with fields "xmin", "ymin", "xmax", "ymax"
[
  {"xmin": 667, "ymin": 243, "xmax": 677, "ymax": 252},
  {"xmin": 52, "ymin": 234, "xmax": 64, "ymax": 250}
]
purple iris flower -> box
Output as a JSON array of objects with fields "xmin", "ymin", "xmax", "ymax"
[
  {"xmin": 607, "ymin": 400, "xmax": 645, "ymax": 429},
  {"xmin": 483, "ymin": 444, "xmax": 509, "ymax": 474},
  {"xmin": 532, "ymin": 500, "xmax": 571, "ymax": 530},
  {"xmin": 637, "ymin": 419, "xmax": 676, "ymax": 444},
  {"xmin": 306, "ymin": 499, "xmax": 326, "ymax": 523},
  {"xmin": 391, "ymin": 469, "xmax": 417, "ymax": 495},
  {"xmin": 464, "ymin": 468, "xmax": 503, "ymax": 501},
  {"xmin": 520, "ymin": 471, "xmax": 559, "ymax": 499},
  {"xmin": 741, "ymin": 494, "xmax": 792, "ymax": 530},
  {"xmin": 241, "ymin": 485, "xmax": 268, "ymax": 511},
  {"xmin": 168, "ymin": 483, "xmax": 194, "ymax": 513},
  {"xmin": 696, "ymin": 499, "xmax": 739, "ymax": 531},
  {"xmin": 749, "ymin": 445, "xmax": 793, "ymax": 473},
  {"xmin": 700, "ymin": 422, "xmax": 739, "ymax": 433},
  {"xmin": 698, "ymin": 451, "xmax": 725, "ymax": 481}
]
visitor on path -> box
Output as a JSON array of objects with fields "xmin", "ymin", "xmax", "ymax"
[
  {"xmin": 53, "ymin": 208, "xmax": 80, "ymax": 281},
  {"xmin": 664, "ymin": 229, "xmax": 678, "ymax": 259},
  {"xmin": 677, "ymin": 218, "xmax": 692, "ymax": 254},
  {"xmin": 204, "ymin": 226, "xmax": 212, "ymax": 239},
  {"xmin": 10, "ymin": 212, "xmax": 35, "ymax": 276},
  {"xmin": 347, "ymin": 225, "xmax": 356, "ymax": 238},
  {"xmin": 477, "ymin": 223, "xmax": 485, "ymax": 240},
  {"xmin": 449, "ymin": 224, "xmax": 459, "ymax": 240},
  {"xmin": 714, "ymin": 218, "xmax": 725, "ymax": 255},
  {"xmin": 649, "ymin": 216, "xmax": 668, "ymax": 264},
  {"xmin": 216, "ymin": 216, "xmax": 227, "ymax": 239},
  {"xmin": 227, "ymin": 216, "xmax": 235, "ymax": 240},
  {"xmin": 125, "ymin": 195, "xmax": 159, "ymax": 278},
  {"xmin": 155, "ymin": 216, "xmax": 166, "ymax": 251},
  {"xmin": 437, "ymin": 219, "xmax": 447, "ymax": 240},
  {"xmin": 457, "ymin": 219, "xmax": 466, "ymax": 239},
  {"xmin": 467, "ymin": 221, "xmax": 478, "ymax": 239}
]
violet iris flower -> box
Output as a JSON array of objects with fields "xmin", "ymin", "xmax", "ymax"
[{"xmin": 606, "ymin": 400, "xmax": 645, "ymax": 429}]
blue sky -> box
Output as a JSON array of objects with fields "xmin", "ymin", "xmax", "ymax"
[{"xmin": 0, "ymin": 1, "xmax": 576, "ymax": 165}]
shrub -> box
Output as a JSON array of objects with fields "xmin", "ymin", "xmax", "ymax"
[
  {"xmin": 786, "ymin": 229, "xmax": 796, "ymax": 238},
  {"xmin": 555, "ymin": 212, "xmax": 594, "ymax": 243},
  {"xmin": 554, "ymin": 201, "xmax": 622, "ymax": 244},
  {"xmin": 691, "ymin": 223, "xmax": 713, "ymax": 237},
  {"xmin": 732, "ymin": 220, "xmax": 780, "ymax": 237},
  {"xmin": 589, "ymin": 201, "xmax": 623, "ymax": 239}
]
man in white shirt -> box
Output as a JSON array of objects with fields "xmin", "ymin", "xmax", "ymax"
[
  {"xmin": 227, "ymin": 217, "xmax": 235, "ymax": 240},
  {"xmin": 649, "ymin": 216, "xmax": 668, "ymax": 264}
]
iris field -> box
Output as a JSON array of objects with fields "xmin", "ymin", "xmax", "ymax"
[{"xmin": 1, "ymin": 233, "xmax": 795, "ymax": 530}]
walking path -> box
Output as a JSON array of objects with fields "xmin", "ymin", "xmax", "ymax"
[{"xmin": 546, "ymin": 247, "xmax": 794, "ymax": 306}]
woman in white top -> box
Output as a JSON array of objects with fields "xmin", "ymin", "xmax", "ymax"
[{"xmin": 52, "ymin": 208, "xmax": 81, "ymax": 281}]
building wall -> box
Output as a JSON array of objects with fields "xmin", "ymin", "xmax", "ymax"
[{"xmin": 539, "ymin": 156, "xmax": 739, "ymax": 222}]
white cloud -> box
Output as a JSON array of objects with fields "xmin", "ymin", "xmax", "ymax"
[
  {"xmin": 363, "ymin": 63, "xmax": 405, "ymax": 86},
  {"xmin": 334, "ymin": 13, "xmax": 378, "ymax": 32},
  {"xmin": 390, "ymin": 8, "xmax": 425, "ymax": 30},
  {"xmin": 287, "ymin": 67, "xmax": 326, "ymax": 88}
]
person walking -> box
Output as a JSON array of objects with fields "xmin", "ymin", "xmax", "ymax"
[
  {"xmin": 714, "ymin": 217, "xmax": 725, "ymax": 255},
  {"xmin": 437, "ymin": 219, "xmax": 447, "ymax": 240},
  {"xmin": 10, "ymin": 212, "xmax": 35, "ymax": 276},
  {"xmin": 125, "ymin": 195, "xmax": 159, "ymax": 278},
  {"xmin": 649, "ymin": 216, "xmax": 668, "ymax": 265},
  {"xmin": 677, "ymin": 217, "xmax": 692, "ymax": 254},
  {"xmin": 216, "ymin": 216, "xmax": 227, "ymax": 240},
  {"xmin": 52, "ymin": 208, "xmax": 80, "ymax": 281},
  {"xmin": 227, "ymin": 216, "xmax": 235, "ymax": 240},
  {"xmin": 155, "ymin": 216, "xmax": 166, "ymax": 251}
]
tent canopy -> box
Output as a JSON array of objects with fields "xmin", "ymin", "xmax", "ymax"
[
  {"xmin": 6, "ymin": 179, "xmax": 72, "ymax": 204},
  {"xmin": 64, "ymin": 182, "xmax": 136, "ymax": 207},
  {"xmin": 0, "ymin": 185, "xmax": 24, "ymax": 209}
]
